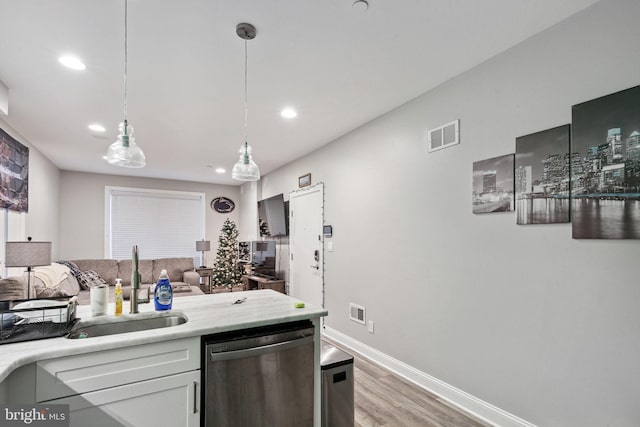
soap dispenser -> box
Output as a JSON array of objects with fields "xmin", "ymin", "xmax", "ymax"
[
  {"xmin": 154, "ymin": 269, "xmax": 173, "ymax": 311},
  {"xmin": 114, "ymin": 278, "xmax": 123, "ymax": 316}
]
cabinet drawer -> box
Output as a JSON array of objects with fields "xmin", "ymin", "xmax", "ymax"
[
  {"xmin": 47, "ymin": 370, "xmax": 200, "ymax": 427},
  {"xmin": 37, "ymin": 337, "xmax": 199, "ymax": 402}
]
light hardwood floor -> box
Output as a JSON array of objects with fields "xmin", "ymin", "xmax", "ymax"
[{"xmin": 324, "ymin": 339, "xmax": 492, "ymax": 427}]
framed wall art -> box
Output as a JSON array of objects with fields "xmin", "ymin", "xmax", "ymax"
[
  {"xmin": 515, "ymin": 124, "xmax": 571, "ymax": 225},
  {"xmin": 472, "ymin": 154, "xmax": 514, "ymax": 214},
  {"xmin": 210, "ymin": 197, "xmax": 235, "ymax": 213},
  {"xmin": 298, "ymin": 173, "xmax": 311, "ymax": 188},
  {"xmin": 571, "ymin": 85, "xmax": 640, "ymax": 239},
  {"xmin": 0, "ymin": 128, "xmax": 29, "ymax": 213}
]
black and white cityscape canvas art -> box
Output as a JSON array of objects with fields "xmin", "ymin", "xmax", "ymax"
[
  {"xmin": 515, "ymin": 124, "xmax": 571, "ymax": 224},
  {"xmin": 0, "ymin": 127, "xmax": 29, "ymax": 213},
  {"xmin": 571, "ymin": 85, "xmax": 640, "ymax": 239},
  {"xmin": 472, "ymin": 154, "xmax": 514, "ymax": 214}
]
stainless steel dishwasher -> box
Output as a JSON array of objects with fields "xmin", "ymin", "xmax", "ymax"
[{"xmin": 202, "ymin": 320, "xmax": 315, "ymax": 427}]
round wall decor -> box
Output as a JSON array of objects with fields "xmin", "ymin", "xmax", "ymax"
[{"xmin": 211, "ymin": 197, "xmax": 235, "ymax": 213}]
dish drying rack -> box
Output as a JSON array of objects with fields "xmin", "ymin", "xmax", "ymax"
[{"xmin": 0, "ymin": 296, "xmax": 78, "ymax": 345}]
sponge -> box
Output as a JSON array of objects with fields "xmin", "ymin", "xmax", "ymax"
[{"xmin": 294, "ymin": 302, "xmax": 305, "ymax": 309}]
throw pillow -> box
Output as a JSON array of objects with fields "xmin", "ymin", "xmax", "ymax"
[
  {"xmin": 57, "ymin": 260, "xmax": 82, "ymax": 279},
  {"xmin": 36, "ymin": 287, "xmax": 70, "ymax": 298},
  {"xmin": 76, "ymin": 270, "xmax": 108, "ymax": 290},
  {"xmin": 33, "ymin": 263, "xmax": 70, "ymax": 288},
  {"xmin": 0, "ymin": 278, "xmax": 24, "ymax": 301}
]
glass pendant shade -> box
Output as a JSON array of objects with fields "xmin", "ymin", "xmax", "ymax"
[
  {"xmin": 231, "ymin": 142, "xmax": 260, "ymax": 181},
  {"xmin": 105, "ymin": 121, "xmax": 146, "ymax": 168},
  {"xmin": 232, "ymin": 23, "xmax": 260, "ymax": 182},
  {"xmin": 106, "ymin": 0, "xmax": 145, "ymax": 168}
]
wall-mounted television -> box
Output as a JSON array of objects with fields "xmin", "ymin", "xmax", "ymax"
[{"xmin": 257, "ymin": 193, "xmax": 288, "ymax": 237}]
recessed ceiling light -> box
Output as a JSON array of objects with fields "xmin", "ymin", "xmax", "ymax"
[
  {"xmin": 352, "ymin": 0, "xmax": 369, "ymax": 12},
  {"xmin": 215, "ymin": 168, "xmax": 226, "ymax": 174},
  {"xmin": 58, "ymin": 55, "xmax": 86, "ymax": 71},
  {"xmin": 281, "ymin": 108, "xmax": 297, "ymax": 119},
  {"xmin": 88, "ymin": 124, "xmax": 106, "ymax": 132}
]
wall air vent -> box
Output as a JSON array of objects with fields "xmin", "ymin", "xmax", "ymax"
[
  {"xmin": 428, "ymin": 119, "xmax": 459, "ymax": 152},
  {"xmin": 349, "ymin": 303, "xmax": 366, "ymax": 325}
]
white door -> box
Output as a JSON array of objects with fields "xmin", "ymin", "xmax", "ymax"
[{"xmin": 289, "ymin": 183, "xmax": 323, "ymax": 308}]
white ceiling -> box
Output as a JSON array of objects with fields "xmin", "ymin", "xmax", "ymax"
[{"xmin": 0, "ymin": 0, "xmax": 598, "ymax": 186}]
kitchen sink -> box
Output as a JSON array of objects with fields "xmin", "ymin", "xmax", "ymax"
[{"xmin": 67, "ymin": 312, "xmax": 188, "ymax": 339}]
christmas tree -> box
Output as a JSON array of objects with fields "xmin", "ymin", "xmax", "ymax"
[{"xmin": 212, "ymin": 218, "xmax": 242, "ymax": 289}]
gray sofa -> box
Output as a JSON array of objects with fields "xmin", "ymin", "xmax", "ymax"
[
  {"xmin": 68, "ymin": 257, "xmax": 204, "ymax": 305},
  {"xmin": 0, "ymin": 257, "xmax": 206, "ymax": 306}
]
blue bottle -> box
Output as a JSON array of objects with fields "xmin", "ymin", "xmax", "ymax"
[{"xmin": 154, "ymin": 269, "xmax": 173, "ymax": 311}]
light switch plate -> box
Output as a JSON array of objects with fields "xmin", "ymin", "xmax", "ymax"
[{"xmin": 327, "ymin": 241, "xmax": 334, "ymax": 252}]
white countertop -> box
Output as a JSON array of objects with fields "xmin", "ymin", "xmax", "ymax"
[{"xmin": 0, "ymin": 290, "xmax": 327, "ymax": 383}]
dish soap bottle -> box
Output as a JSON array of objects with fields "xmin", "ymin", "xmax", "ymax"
[
  {"xmin": 114, "ymin": 279, "xmax": 123, "ymax": 316},
  {"xmin": 154, "ymin": 269, "xmax": 173, "ymax": 311}
]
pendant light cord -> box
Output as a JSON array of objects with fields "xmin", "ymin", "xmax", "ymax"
[
  {"xmin": 107, "ymin": 0, "xmax": 145, "ymax": 167},
  {"xmin": 232, "ymin": 23, "xmax": 259, "ymax": 180},
  {"xmin": 243, "ymin": 38, "xmax": 248, "ymax": 146},
  {"xmin": 123, "ymin": 0, "xmax": 128, "ymax": 125}
]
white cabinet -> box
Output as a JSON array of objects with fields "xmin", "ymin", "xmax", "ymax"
[
  {"xmin": 36, "ymin": 337, "xmax": 200, "ymax": 426},
  {"xmin": 36, "ymin": 337, "xmax": 199, "ymax": 402},
  {"xmin": 47, "ymin": 370, "xmax": 200, "ymax": 427}
]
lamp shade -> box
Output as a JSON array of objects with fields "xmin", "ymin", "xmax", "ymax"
[
  {"xmin": 196, "ymin": 240, "xmax": 211, "ymax": 252},
  {"xmin": 5, "ymin": 241, "xmax": 52, "ymax": 267}
]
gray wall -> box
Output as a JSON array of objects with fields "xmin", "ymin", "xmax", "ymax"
[
  {"xmin": 255, "ymin": 1, "xmax": 640, "ymax": 425},
  {"xmin": 59, "ymin": 171, "xmax": 240, "ymax": 262},
  {"xmin": 0, "ymin": 118, "xmax": 60, "ymax": 258}
]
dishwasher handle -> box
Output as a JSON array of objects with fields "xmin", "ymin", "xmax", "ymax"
[{"xmin": 209, "ymin": 335, "xmax": 314, "ymax": 362}]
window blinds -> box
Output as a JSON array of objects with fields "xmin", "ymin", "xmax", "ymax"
[{"xmin": 107, "ymin": 188, "xmax": 204, "ymax": 266}]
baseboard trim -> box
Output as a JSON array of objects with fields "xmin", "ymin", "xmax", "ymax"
[{"xmin": 322, "ymin": 326, "xmax": 536, "ymax": 427}]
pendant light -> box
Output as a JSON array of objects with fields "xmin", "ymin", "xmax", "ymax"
[
  {"xmin": 105, "ymin": 0, "xmax": 146, "ymax": 168},
  {"xmin": 232, "ymin": 23, "xmax": 260, "ymax": 181}
]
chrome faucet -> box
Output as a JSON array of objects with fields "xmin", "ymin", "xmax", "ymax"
[{"xmin": 130, "ymin": 245, "xmax": 141, "ymax": 314}]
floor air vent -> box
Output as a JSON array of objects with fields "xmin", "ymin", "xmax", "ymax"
[{"xmin": 349, "ymin": 303, "xmax": 366, "ymax": 325}]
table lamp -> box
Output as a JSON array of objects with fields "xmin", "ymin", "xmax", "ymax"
[
  {"xmin": 5, "ymin": 237, "xmax": 52, "ymax": 300},
  {"xmin": 196, "ymin": 239, "xmax": 210, "ymax": 268}
]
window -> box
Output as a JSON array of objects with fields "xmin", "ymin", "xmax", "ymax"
[{"xmin": 105, "ymin": 187, "xmax": 205, "ymax": 266}]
